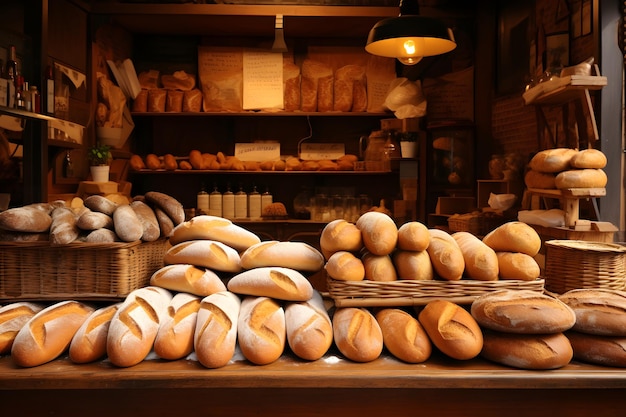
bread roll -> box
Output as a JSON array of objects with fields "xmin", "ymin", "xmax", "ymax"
[
  {"xmin": 332, "ymin": 307, "xmax": 383, "ymax": 362},
  {"xmin": 426, "ymin": 229, "xmax": 465, "ymax": 281},
  {"xmin": 194, "ymin": 291, "xmax": 241, "ymax": 368},
  {"xmin": 76, "ymin": 209, "xmax": 113, "ymax": 231},
  {"xmin": 240, "ymin": 240, "xmax": 324, "ymax": 272},
  {"xmin": 0, "ymin": 302, "xmax": 44, "ymax": 354},
  {"xmin": 376, "ymin": 308, "xmax": 431, "ymax": 363},
  {"xmin": 130, "ymin": 200, "xmax": 160, "ymax": 242},
  {"xmin": 524, "ymin": 169, "xmax": 557, "ymax": 189},
  {"xmin": 471, "ymin": 290, "xmax": 576, "ymax": 334},
  {"xmin": 227, "ymin": 267, "xmax": 313, "ymax": 302},
  {"xmin": 144, "ymin": 191, "xmax": 185, "ymax": 226},
  {"xmin": 496, "ymin": 252, "xmax": 540, "ymax": 281},
  {"xmin": 49, "ymin": 207, "xmax": 79, "ymax": 245},
  {"xmin": 570, "ymin": 148, "xmax": 607, "ymax": 169},
  {"xmin": 148, "ymin": 88, "xmax": 167, "ymax": 112},
  {"xmin": 0, "ymin": 206, "xmax": 52, "ymax": 233},
  {"xmin": 237, "ymin": 296, "xmax": 285, "ymax": 365},
  {"xmin": 362, "ymin": 252, "xmax": 397, "ymax": 282},
  {"xmin": 481, "ymin": 329, "xmax": 573, "ymax": 369},
  {"xmin": 452, "ymin": 231, "xmax": 499, "ymax": 281},
  {"xmin": 169, "ymin": 215, "xmax": 260, "ymax": 251},
  {"xmin": 69, "ymin": 303, "xmax": 121, "ymax": 364},
  {"xmin": 154, "ymin": 292, "xmax": 201, "ymax": 360},
  {"xmin": 558, "ymin": 289, "xmax": 626, "ymax": 336},
  {"xmin": 164, "ymin": 239, "xmax": 242, "ymax": 273},
  {"xmin": 528, "ymin": 148, "xmax": 577, "ymax": 173},
  {"xmin": 356, "ymin": 211, "xmax": 398, "ymax": 256},
  {"xmin": 482, "ymin": 221, "xmax": 541, "ymax": 257},
  {"xmin": 325, "ymin": 250, "xmax": 365, "ymax": 281},
  {"xmin": 150, "ymin": 264, "xmax": 226, "ymax": 296},
  {"xmin": 107, "ymin": 286, "xmax": 172, "ymax": 367},
  {"xmin": 393, "ymin": 249, "xmax": 433, "ymax": 280},
  {"xmin": 12, "ymin": 301, "xmax": 94, "ymax": 367},
  {"xmin": 554, "ymin": 168, "xmax": 607, "ymax": 189},
  {"xmin": 566, "ymin": 331, "xmax": 626, "ymax": 367},
  {"xmin": 319, "ymin": 219, "xmax": 363, "ymax": 259},
  {"xmin": 85, "ymin": 228, "xmax": 118, "ymax": 243},
  {"xmin": 84, "ymin": 194, "xmax": 118, "ymax": 216},
  {"xmin": 285, "ymin": 290, "xmax": 333, "ymax": 361},
  {"xmin": 113, "ymin": 204, "xmax": 144, "ymax": 242},
  {"xmin": 397, "ymin": 221, "xmax": 430, "ymax": 252},
  {"xmin": 418, "ymin": 300, "xmax": 483, "ymax": 360}
]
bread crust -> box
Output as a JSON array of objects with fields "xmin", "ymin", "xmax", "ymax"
[
  {"xmin": 227, "ymin": 267, "xmax": 313, "ymax": 302},
  {"xmin": 482, "ymin": 221, "xmax": 541, "ymax": 257},
  {"xmin": 356, "ymin": 211, "xmax": 398, "ymax": 256},
  {"xmin": 376, "ymin": 308, "xmax": 431, "ymax": 363},
  {"xmin": 169, "ymin": 215, "xmax": 260, "ymax": 251},
  {"xmin": 0, "ymin": 302, "xmax": 44, "ymax": 354},
  {"xmin": 452, "ymin": 231, "xmax": 499, "ymax": 281},
  {"xmin": 195, "ymin": 291, "xmax": 241, "ymax": 368},
  {"xmin": 285, "ymin": 291, "xmax": 333, "ymax": 361},
  {"xmin": 237, "ymin": 296, "xmax": 285, "ymax": 365},
  {"xmin": 558, "ymin": 289, "xmax": 626, "ymax": 336},
  {"xmin": 240, "ymin": 240, "xmax": 324, "ymax": 272},
  {"xmin": 566, "ymin": 331, "xmax": 626, "ymax": 367},
  {"xmin": 426, "ymin": 229, "xmax": 465, "ymax": 281},
  {"xmin": 164, "ymin": 239, "xmax": 242, "ymax": 273},
  {"xmin": 325, "ymin": 250, "xmax": 365, "ymax": 281},
  {"xmin": 154, "ymin": 293, "xmax": 201, "ymax": 360},
  {"xmin": 393, "ymin": 249, "xmax": 433, "ymax": 281},
  {"xmin": 150, "ymin": 264, "xmax": 226, "ymax": 296},
  {"xmin": 333, "ymin": 307, "xmax": 383, "ymax": 362},
  {"xmin": 69, "ymin": 303, "xmax": 121, "ymax": 364}
]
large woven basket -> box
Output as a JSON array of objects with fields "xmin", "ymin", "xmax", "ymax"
[
  {"xmin": 544, "ymin": 240, "xmax": 626, "ymax": 294},
  {"xmin": 0, "ymin": 239, "xmax": 168, "ymax": 301},
  {"xmin": 327, "ymin": 276, "xmax": 545, "ymax": 307}
]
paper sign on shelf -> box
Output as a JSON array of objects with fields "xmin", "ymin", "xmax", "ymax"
[
  {"xmin": 235, "ymin": 142, "xmax": 281, "ymax": 162},
  {"xmin": 242, "ymin": 50, "xmax": 283, "ymax": 110},
  {"xmin": 54, "ymin": 62, "xmax": 86, "ymax": 89},
  {"xmin": 300, "ymin": 143, "xmax": 345, "ymax": 161}
]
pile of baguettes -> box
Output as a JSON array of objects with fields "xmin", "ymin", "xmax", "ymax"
[{"xmin": 1, "ymin": 213, "xmax": 626, "ymax": 370}]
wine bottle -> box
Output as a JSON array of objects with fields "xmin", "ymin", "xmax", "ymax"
[{"xmin": 45, "ymin": 65, "xmax": 55, "ymax": 115}]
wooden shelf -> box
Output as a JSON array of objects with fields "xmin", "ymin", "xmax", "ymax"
[{"xmin": 525, "ymin": 187, "xmax": 606, "ymax": 227}]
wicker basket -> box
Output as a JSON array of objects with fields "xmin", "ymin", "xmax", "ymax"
[
  {"xmin": 544, "ymin": 240, "xmax": 626, "ymax": 294},
  {"xmin": 327, "ymin": 276, "xmax": 545, "ymax": 307},
  {"xmin": 447, "ymin": 213, "xmax": 509, "ymax": 236},
  {"xmin": 0, "ymin": 239, "xmax": 168, "ymax": 301}
]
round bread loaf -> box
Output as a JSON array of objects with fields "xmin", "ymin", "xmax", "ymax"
[
  {"xmin": 333, "ymin": 307, "xmax": 383, "ymax": 362},
  {"xmin": 164, "ymin": 239, "xmax": 242, "ymax": 273},
  {"xmin": 285, "ymin": 290, "xmax": 333, "ymax": 361},
  {"xmin": 150, "ymin": 264, "xmax": 226, "ymax": 296},
  {"xmin": 356, "ymin": 211, "xmax": 398, "ymax": 256},
  {"xmin": 426, "ymin": 229, "xmax": 465, "ymax": 281},
  {"xmin": 69, "ymin": 303, "xmax": 121, "ymax": 364},
  {"xmin": 130, "ymin": 200, "xmax": 160, "ymax": 242},
  {"xmin": 227, "ymin": 266, "xmax": 313, "ymax": 301},
  {"xmin": 482, "ymin": 222, "xmax": 541, "ymax": 257},
  {"xmin": 397, "ymin": 221, "xmax": 430, "ymax": 252},
  {"xmin": 524, "ymin": 169, "xmax": 557, "ymax": 189},
  {"xmin": 319, "ymin": 219, "xmax": 363, "ymax": 259},
  {"xmin": 481, "ymin": 329, "xmax": 573, "ymax": 370},
  {"xmin": 169, "ymin": 215, "xmax": 261, "ymax": 251},
  {"xmin": 0, "ymin": 302, "xmax": 44, "ymax": 355},
  {"xmin": 554, "ymin": 168, "xmax": 607, "ymax": 189},
  {"xmin": 528, "ymin": 148, "xmax": 577, "ymax": 173},
  {"xmin": 471, "ymin": 289, "xmax": 576, "ymax": 334},
  {"xmin": 565, "ymin": 331, "xmax": 626, "ymax": 367},
  {"xmin": 570, "ymin": 148, "xmax": 607, "ymax": 169},
  {"xmin": 362, "ymin": 252, "xmax": 397, "ymax": 282},
  {"xmin": 376, "ymin": 308, "xmax": 431, "ymax": 363},
  {"xmin": 83, "ymin": 195, "xmax": 118, "ymax": 216},
  {"xmin": 144, "ymin": 191, "xmax": 185, "ymax": 225},
  {"xmin": 496, "ymin": 252, "xmax": 541, "ymax": 281},
  {"xmin": 558, "ymin": 289, "xmax": 626, "ymax": 336},
  {"xmin": 452, "ymin": 231, "xmax": 499, "ymax": 281},
  {"xmin": 325, "ymin": 250, "xmax": 365, "ymax": 281},
  {"xmin": 237, "ymin": 296, "xmax": 286, "ymax": 365},
  {"xmin": 392, "ymin": 250, "xmax": 433, "ymax": 281},
  {"xmin": 417, "ymin": 299, "xmax": 483, "ymax": 360},
  {"xmin": 240, "ymin": 240, "xmax": 324, "ymax": 272},
  {"xmin": 113, "ymin": 204, "xmax": 144, "ymax": 242},
  {"xmin": 154, "ymin": 292, "xmax": 201, "ymax": 360}
]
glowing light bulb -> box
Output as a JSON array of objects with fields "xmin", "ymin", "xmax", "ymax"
[
  {"xmin": 403, "ymin": 39, "xmax": 416, "ymax": 55},
  {"xmin": 399, "ymin": 39, "xmax": 422, "ymax": 65},
  {"xmin": 398, "ymin": 56, "xmax": 422, "ymax": 65}
]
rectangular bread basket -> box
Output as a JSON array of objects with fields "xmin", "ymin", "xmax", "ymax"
[{"xmin": 0, "ymin": 239, "xmax": 168, "ymax": 301}]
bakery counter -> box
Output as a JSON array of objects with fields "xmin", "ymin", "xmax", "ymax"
[{"xmin": 1, "ymin": 351, "xmax": 625, "ymax": 417}]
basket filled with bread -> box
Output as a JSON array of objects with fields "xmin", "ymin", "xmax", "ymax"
[
  {"xmin": 0, "ymin": 191, "xmax": 184, "ymax": 301},
  {"xmin": 323, "ymin": 214, "xmax": 544, "ymax": 307}
]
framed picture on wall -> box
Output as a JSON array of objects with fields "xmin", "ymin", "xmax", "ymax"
[
  {"xmin": 497, "ymin": 1, "xmax": 534, "ymax": 95},
  {"xmin": 545, "ymin": 32, "xmax": 569, "ymax": 70}
]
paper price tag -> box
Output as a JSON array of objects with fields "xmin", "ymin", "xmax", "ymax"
[
  {"xmin": 235, "ymin": 142, "xmax": 281, "ymax": 162},
  {"xmin": 300, "ymin": 143, "xmax": 345, "ymax": 160}
]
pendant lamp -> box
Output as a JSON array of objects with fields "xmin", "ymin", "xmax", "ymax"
[{"xmin": 365, "ymin": 0, "xmax": 456, "ymax": 65}]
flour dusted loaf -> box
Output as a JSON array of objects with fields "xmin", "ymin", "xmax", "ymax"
[
  {"xmin": 558, "ymin": 289, "xmax": 626, "ymax": 336},
  {"xmin": 397, "ymin": 221, "xmax": 430, "ymax": 252},
  {"xmin": 452, "ymin": 231, "xmax": 499, "ymax": 281},
  {"xmin": 482, "ymin": 221, "xmax": 541, "ymax": 257},
  {"xmin": 164, "ymin": 239, "xmax": 242, "ymax": 273},
  {"xmin": 240, "ymin": 240, "xmax": 324, "ymax": 272},
  {"xmin": 569, "ymin": 148, "xmax": 607, "ymax": 169},
  {"xmin": 227, "ymin": 266, "xmax": 313, "ymax": 301},
  {"xmin": 362, "ymin": 252, "xmax": 397, "ymax": 282},
  {"xmin": 113, "ymin": 204, "xmax": 144, "ymax": 242},
  {"xmin": 325, "ymin": 250, "xmax": 365, "ymax": 281},
  {"xmin": 237, "ymin": 296, "xmax": 286, "ymax": 365},
  {"xmin": 356, "ymin": 211, "xmax": 398, "ymax": 256},
  {"xmin": 154, "ymin": 292, "xmax": 201, "ymax": 360},
  {"xmin": 392, "ymin": 249, "xmax": 433, "ymax": 281},
  {"xmin": 426, "ymin": 229, "xmax": 465, "ymax": 281},
  {"xmin": 144, "ymin": 191, "xmax": 185, "ymax": 226},
  {"xmin": 319, "ymin": 219, "xmax": 363, "ymax": 259},
  {"xmin": 69, "ymin": 303, "xmax": 121, "ymax": 364},
  {"xmin": 0, "ymin": 302, "xmax": 44, "ymax": 354},
  {"xmin": 524, "ymin": 169, "xmax": 556, "ymax": 189},
  {"xmin": 376, "ymin": 308, "xmax": 431, "ymax": 363},
  {"xmin": 285, "ymin": 290, "xmax": 333, "ymax": 361},
  {"xmin": 471, "ymin": 290, "xmax": 576, "ymax": 334},
  {"xmin": 84, "ymin": 194, "xmax": 118, "ymax": 216},
  {"xmin": 528, "ymin": 148, "xmax": 577, "ymax": 173},
  {"xmin": 566, "ymin": 331, "xmax": 626, "ymax": 367},
  {"xmin": 49, "ymin": 206, "xmax": 80, "ymax": 245},
  {"xmin": 0, "ymin": 205, "xmax": 52, "ymax": 233},
  {"xmin": 169, "ymin": 215, "xmax": 260, "ymax": 251},
  {"xmin": 130, "ymin": 200, "xmax": 160, "ymax": 242},
  {"xmin": 481, "ymin": 330, "xmax": 573, "ymax": 369},
  {"xmin": 333, "ymin": 307, "xmax": 383, "ymax": 362},
  {"xmin": 150, "ymin": 264, "xmax": 226, "ymax": 296},
  {"xmin": 496, "ymin": 252, "xmax": 541, "ymax": 281}
]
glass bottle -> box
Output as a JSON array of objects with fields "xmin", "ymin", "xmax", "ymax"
[
  {"xmin": 222, "ymin": 183, "xmax": 235, "ymax": 219},
  {"xmin": 45, "ymin": 65, "xmax": 55, "ymax": 115},
  {"xmin": 261, "ymin": 186, "xmax": 273, "ymax": 213},
  {"xmin": 196, "ymin": 185, "xmax": 209, "ymax": 215},
  {"xmin": 248, "ymin": 185, "xmax": 261, "ymax": 219},
  {"xmin": 234, "ymin": 184, "xmax": 247, "ymax": 219},
  {"xmin": 209, "ymin": 185, "xmax": 222, "ymax": 217}
]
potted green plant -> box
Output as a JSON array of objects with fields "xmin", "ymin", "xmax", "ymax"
[
  {"xmin": 87, "ymin": 142, "xmax": 112, "ymax": 183},
  {"xmin": 399, "ymin": 131, "xmax": 418, "ymax": 158}
]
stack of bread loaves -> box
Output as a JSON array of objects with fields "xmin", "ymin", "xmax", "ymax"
[
  {"xmin": 133, "ymin": 69, "xmax": 203, "ymax": 113},
  {"xmin": 471, "ymin": 290, "xmax": 576, "ymax": 369},
  {"xmin": 525, "ymin": 147, "xmax": 608, "ymax": 190},
  {"xmin": 559, "ymin": 289, "xmax": 626, "ymax": 367}
]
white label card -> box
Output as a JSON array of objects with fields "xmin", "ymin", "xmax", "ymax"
[
  {"xmin": 300, "ymin": 143, "xmax": 346, "ymax": 160},
  {"xmin": 234, "ymin": 143, "xmax": 281, "ymax": 162}
]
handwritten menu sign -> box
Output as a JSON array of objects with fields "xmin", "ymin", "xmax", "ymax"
[
  {"xmin": 242, "ymin": 50, "xmax": 283, "ymax": 110},
  {"xmin": 300, "ymin": 143, "xmax": 346, "ymax": 161},
  {"xmin": 235, "ymin": 142, "xmax": 281, "ymax": 162},
  {"xmin": 197, "ymin": 47, "xmax": 244, "ymax": 112}
]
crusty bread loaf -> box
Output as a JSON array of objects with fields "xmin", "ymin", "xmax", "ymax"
[
  {"xmin": 481, "ymin": 329, "xmax": 573, "ymax": 369},
  {"xmin": 164, "ymin": 239, "xmax": 242, "ymax": 273},
  {"xmin": 154, "ymin": 292, "xmax": 201, "ymax": 360},
  {"xmin": 11, "ymin": 301, "xmax": 94, "ymax": 367},
  {"xmin": 76, "ymin": 209, "xmax": 113, "ymax": 231},
  {"xmin": 194, "ymin": 291, "xmax": 241, "ymax": 368},
  {"xmin": 84, "ymin": 194, "xmax": 118, "ymax": 216},
  {"xmin": 237, "ymin": 296, "xmax": 286, "ymax": 365},
  {"xmin": 285, "ymin": 290, "xmax": 333, "ymax": 361},
  {"xmin": 392, "ymin": 249, "xmax": 433, "ymax": 281},
  {"xmin": 554, "ymin": 168, "xmax": 607, "ymax": 189},
  {"xmin": 397, "ymin": 221, "xmax": 430, "ymax": 252},
  {"xmin": 570, "ymin": 148, "xmax": 607, "ymax": 169},
  {"xmin": 558, "ymin": 289, "xmax": 626, "ymax": 336},
  {"xmin": 362, "ymin": 252, "xmax": 397, "ymax": 282},
  {"xmin": 566, "ymin": 331, "xmax": 626, "ymax": 367},
  {"xmin": 150, "ymin": 264, "xmax": 226, "ymax": 296},
  {"xmin": 482, "ymin": 221, "xmax": 541, "ymax": 257},
  {"xmin": 356, "ymin": 211, "xmax": 398, "ymax": 256},
  {"xmin": 144, "ymin": 191, "xmax": 185, "ymax": 226},
  {"xmin": 325, "ymin": 250, "xmax": 365, "ymax": 281},
  {"xmin": 148, "ymin": 88, "xmax": 167, "ymax": 112},
  {"xmin": 301, "ymin": 59, "xmax": 333, "ymax": 112},
  {"xmin": 319, "ymin": 219, "xmax": 363, "ymax": 259},
  {"xmin": 524, "ymin": 169, "xmax": 557, "ymax": 189},
  {"xmin": 154, "ymin": 206, "xmax": 175, "ymax": 238},
  {"xmin": 452, "ymin": 231, "xmax": 499, "ymax": 281},
  {"xmin": 283, "ymin": 61, "xmax": 301, "ymax": 112},
  {"xmin": 471, "ymin": 289, "xmax": 576, "ymax": 334},
  {"xmin": 333, "ymin": 64, "xmax": 366, "ymax": 112},
  {"xmin": 165, "ymin": 90, "xmax": 183, "ymax": 112},
  {"xmin": 227, "ymin": 267, "xmax": 313, "ymax": 302},
  {"xmin": 240, "ymin": 240, "xmax": 324, "ymax": 272},
  {"xmin": 376, "ymin": 308, "xmax": 431, "ymax": 363},
  {"xmin": 113, "ymin": 204, "xmax": 144, "ymax": 242},
  {"xmin": 49, "ymin": 207, "xmax": 80, "ymax": 245},
  {"xmin": 496, "ymin": 252, "xmax": 541, "ymax": 281},
  {"xmin": 183, "ymin": 88, "xmax": 203, "ymax": 112},
  {"xmin": 69, "ymin": 303, "xmax": 121, "ymax": 364},
  {"xmin": 132, "ymin": 89, "xmax": 148, "ymax": 112},
  {"xmin": 0, "ymin": 302, "xmax": 44, "ymax": 354},
  {"xmin": 426, "ymin": 229, "xmax": 465, "ymax": 281},
  {"xmin": 169, "ymin": 215, "xmax": 260, "ymax": 251},
  {"xmin": 161, "ymin": 70, "xmax": 196, "ymax": 91},
  {"xmin": 332, "ymin": 307, "xmax": 383, "ymax": 362},
  {"xmin": 528, "ymin": 148, "xmax": 577, "ymax": 173},
  {"xmin": 107, "ymin": 286, "xmax": 172, "ymax": 367},
  {"xmin": 85, "ymin": 228, "xmax": 118, "ymax": 243},
  {"xmin": 0, "ymin": 206, "xmax": 52, "ymax": 233},
  {"xmin": 130, "ymin": 200, "xmax": 160, "ymax": 242},
  {"xmin": 418, "ymin": 299, "xmax": 483, "ymax": 360}
]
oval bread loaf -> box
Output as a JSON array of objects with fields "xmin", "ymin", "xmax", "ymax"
[
  {"xmin": 83, "ymin": 195, "xmax": 118, "ymax": 216},
  {"xmin": 376, "ymin": 308, "xmax": 431, "ymax": 363},
  {"xmin": 76, "ymin": 209, "xmax": 113, "ymax": 231},
  {"xmin": 482, "ymin": 222, "xmax": 541, "ymax": 257},
  {"xmin": 154, "ymin": 206, "xmax": 175, "ymax": 238},
  {"xmin": 452, "ymin": 231, "xmax": 499, "ymax": 281},
  {"xmin": 227, "ymin": 266, "xmax": 313, "ymax": 302},
  {"xmin": 169, "ymin": 215, "xmax": 260, "ymax": 251},
  {"xmin": 566, "ymin": 331, "xmax": 626, "ymax": 367},
  {"xmin": 319, "ymin": 219, "xmax": 363, "ymax": 259},
  {"xmin": 496, "ymin": 252, "xmax": 540, "ymax": 281},
  {"xmin": 85, "ymin": 228, "xmax": 118, "ymax": 243},
  {"xmin": 237, "ymin": 296, "xmax": 285, "ymax": 365},
  {"xmin": 397, "ymin": 221, "xmax": 430, "ymax": 252},
  {"xmin": 481, "ymin": 330, "xmax": 573, "ymax": 369},
  {"xmin": 194, "ymin": 291, "xmax": 241, "ymax": 369},
  {"xmin": 130, "ymin": 200, "xmax": 160, "ymax": 242},
  {"xmin": 356, "ymin": 211, "xmax": 398, "ymax": 256},
  {"xmin": 362, "ymin": 252, "xmax": 397, "ymax": 282},
  {"xmin": 49, "ymin": 207, "xmax": 80, "ymax": 245},
  {"xmin": 554, "ymin": 168, "xmax": 607, "ymax": 189},
  {"xmin": 69, "ymin": 303, "xmax": 121, "ymax": 364},
  {"xmin": 570, "ymin": 148, "xmax": 607, "ymax": 169},
  {"xmin": 144, "ymin": 191, "xmax": 185, "ymax": 225},
  {"xmin": 332, "ymin": 307, "xmax": 383, "ymax": 362},
  {"xmin": 154, "ymin": 292, "xmax": 201, "ymax": 360},
  {"xmin": 240, "ymin": 240, "xmax": 324, "ymax": 272},
  {"xmin": 325, "ymin": 250, "xmax": 365, "ymax": 281},
  {"xmin": 524, "ymin": 169, "xmax": 556, "ymax": 189},
  {"xmin": 392, "ymin": 250, "xmax": 433, "ymax": 281},
  {"xmin": 558, "ymin": 289, "xmax": 626, "ymax": 336},
  {"xmin": 113, "ymin": 204, "xmax": 144, "ymax": 242},
  {"xmin": 285, "ymin": 290, "xmax": 333, "ymax": 361},
  {"xmin": 0, "ymin": 206, "xmax": 52, "ymax": 233},
  {"xmin": 0, "ymin": 302, "xmax": 45, "ymax": 354},
  {"xmin": 150, "ymin": 264, "xmax": 226, "ymax": 296},
  {"xmin": 528, "ymin": 148, "xmax": 577, "ymax": 173},
  {"xmin": 164, "ymin": 239, "xmax": 242, "ymax": 273},
  {"xmin": 426, "ymin": 229, "xmax": 465, "ymax": 281}
]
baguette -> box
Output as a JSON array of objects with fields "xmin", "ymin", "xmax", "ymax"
[
  {"xmin": 426, "ymin": 229, "xmax": 465, "ymax": 281},
  {"xmin": 12, "ymin": 301, "xmax": 94, "ymax": 367},
  {"xmin": 168, "ymin": 215, "xmax": 260, "ymax": 251},
  {"xmin": 150, "ymin": 264, "xmax": 226, "ymax": 296},
  {"xmin": 154, "ymin": 292, "xmax": 201, "ymax": 360},
  {"xmin": 332, "ymin": 307, "xmax": 383, "ymax": 362},
  {"xmin": 0, "ymin": 302, "xmax": 45, "ymax": 354},
  {"xmin": 240, "ymin": 240, "xmax": 324, "ymax": 272},
  {"xmin": 356, "ymin": 211, "xmax": 398, "ymax": 256},
  {"xmin": 319, "ymin": 219, "xmax": 363, "ymax": 260},
  {"xmin": 452, "ymin": 231, "xmax": 499, "ymax": 281},
  {"xmin": 76, "ymin": 209, "xmax": 113, "ymax": 231},
  {"xmin": 154, "ymin": 206, "xmax": 175, "ymax": 238},
  {"xmin": 285, "ymin": 290, "xmax": 333, "ymax": 361},
  {"xmin": 558, "ymin": 289, "xmax": 626, "ymax": 336},
  {"xmin": 83, "ymin": 195, "xmax": 118, "ymax": 216},
  {"xmin": 69, "ymin": 303, "xmax": 121, "ymax": 364},
  {"xmin": 130, "ymin": 200, "xmax": 161, "ymax": 242},
  {"xmin": 164, "ymin": 239, "xmax": 242, "ymax": 273},
  {"xmin": 482, "ymin": 222, "xmax": 541, "ymax": 257},
  {"xmin": 375, "ymin": 308, "xmax": 431, "ymax": 363},
  {"xmin": 392, "ymin": 249, "xmax": 433, "ymax": 281},
  {"xmin": 194, "ymin": 291, "xmax": 241, "ymax": 369},
  {"xmin": 237, "ymin": 296, "xmax": 286, "ymax": 365},
  {"xmin": 227, "ymin": 266, "xmax": 313, "ymax": 302},
  {"xmin": 325, "ymin": 250, "xmax": 365, "ymax": 281}
]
